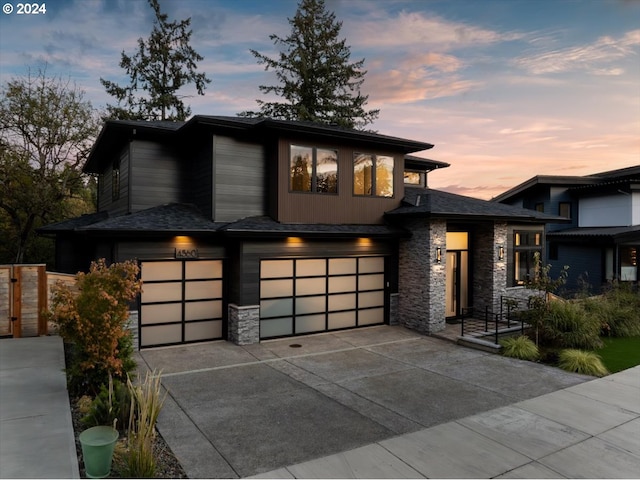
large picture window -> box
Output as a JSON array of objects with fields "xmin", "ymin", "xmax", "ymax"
[
  {"xmin": 513, "ymin": 230, "xmax": 542, "ymax": 285},
  {"xmin": 290, "ymin": 145, "xmax": 338, "ymax": 194},
  {"xmin": 353, "ymin": 153, "xmax": 394, "ymax": 197}
]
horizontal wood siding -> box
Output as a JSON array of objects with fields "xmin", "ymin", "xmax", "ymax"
[
  {"xmin": 189, "ymin": 138, "xmax": 213, "ymax": 218},
  {"xmin": 276, "ymin": 138, "xmax": 404, "ymax": 224},
  {"xmin": 130, "ymin": 140, "xmax": 183, "ymax": 212},
  {"xmin": 115, "ymin": 240, "xmax": 225, "ymax": 262},
  {"xmin": 97, "ymin": 144, "xmax": 130, "ymax": 216},
  {"xmin": 214, "ymin": 135, "xmax": 266, "ymax": 221},
  {"xmin": 236, "ymin": 238, "xmax": 395, "ymax": 305}
]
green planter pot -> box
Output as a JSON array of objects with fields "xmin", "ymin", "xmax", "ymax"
[{"xmin": 79, "ymin": 426, "xmax": 119, "ymax": 478}]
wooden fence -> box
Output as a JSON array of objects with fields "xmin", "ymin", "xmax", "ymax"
[{"xmin": 0, "ymin": 265, "xmax": 76, "ymax": 338}]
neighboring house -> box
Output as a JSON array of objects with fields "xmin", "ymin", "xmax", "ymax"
[
  {"xmin": 40, "ymin": 116, "xmax": 561, "ymax": 348},
  {"xmin": 493, "ymin": 166, "xmax": 640, "ymax": 293}
]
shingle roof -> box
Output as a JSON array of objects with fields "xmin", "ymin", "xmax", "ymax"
[
  {"xmin": 37, "ymin": 211, "xmax": 109, "ymax": 233},
  {"xmin": 547, "ymin": 225, "xmax": 640, "ymax": 242},
  {"xmin": 386, "ymin": 187, "xmax": 566, "ymax": 223},
  {"xmin": 221, "ymin": 216, "xmax": 408, "ymax": 238}
]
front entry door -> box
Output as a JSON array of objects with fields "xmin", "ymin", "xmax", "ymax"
[{"xmin": 445, "ymin": 250, "xmax": 469, "ymax": 318}]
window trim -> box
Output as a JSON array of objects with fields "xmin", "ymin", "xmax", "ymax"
[
  {"xmin": 558, "ymin": 202, "xmax": 571, "ymax": 219},
  {"xmin": 289, "ymin": 145, "xmax": 338, "ymax": 195},
  {"xmin": 512, "ymin": 229, "xmax": 543, "ymax": 286}
]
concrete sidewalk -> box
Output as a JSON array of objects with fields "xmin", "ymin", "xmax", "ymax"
[
  {"xmin": 0, "ymin": 336, "xmax": 79, "ymax": 479},
  {"xmin": 253, "ymin": 366, "xmax": 640, "ymax": 479}
]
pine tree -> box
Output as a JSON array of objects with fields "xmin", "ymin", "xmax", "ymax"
[
  {"xmin": 101, "ymin": 0, "xmax": 211, "ymax": 121},
  {"xmin": 240, "ymin": 0, "xmax": 379, "ymax": 130}
]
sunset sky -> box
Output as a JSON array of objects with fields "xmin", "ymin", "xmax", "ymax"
[{"xmin": 1, "ymin": 0, "xmax": 638, "ymax": 199}]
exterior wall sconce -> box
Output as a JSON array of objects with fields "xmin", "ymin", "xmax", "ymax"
[
  {"xmin": 498, "ymin": 245, "xmax": 505, "ymax": 261},
  {"xmin": 435, "ymin": 247, "xmax": 442, "ymax": 263}
]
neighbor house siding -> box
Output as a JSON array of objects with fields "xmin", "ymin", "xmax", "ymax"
[
  {"xmin": 579, "ymin": 195, "xmax": 631, "ymax": 227},
  {"xmin": 130, "ymin": 140, "xmax": 184, "ymax": 212},
  {"xmin": 213, "ymin": 135, "xmax": 266, "ymax": 222},
  {"xmin": 275, "ymin": 138, "xmax": 404, "ymax": 224}
]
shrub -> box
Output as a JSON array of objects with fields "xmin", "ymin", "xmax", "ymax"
[
  {"xmin": 82, "ymin": 376, "xmax": 132, "ymax": 433},
  {"xmin": 121, "ymin": 370, "xmax": 166, "ymax": 478},
  {"xmin": 500, "ymin": 336, "xmax": 539, "ymax": 361},
  {"xmin": 558, "ymin": 349, "xmax": 609, "ymax": 377},
  {"xmin": 49, "ymin": 259, "xmax": 142, "ymax": 396},
  {"xmin": 544, "ymin": 300, "xmax": 603, "ymax": 350},
  {"xmin": 583, "ymin": 283, "xmax": 640, "ymax": 338}
]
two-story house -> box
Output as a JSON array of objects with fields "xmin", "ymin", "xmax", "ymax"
[
  {"xmin": 493, "ymin": 166, "xmax": 640, "ymax": 293},
  {"xmin": 41, "ymin": 116, "xmax": 561, "ymax": 348}
]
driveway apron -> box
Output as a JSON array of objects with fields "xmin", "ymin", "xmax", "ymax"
[{"xmin": 139, "ymin": 325, "xmax": 591, "ymax": 478}]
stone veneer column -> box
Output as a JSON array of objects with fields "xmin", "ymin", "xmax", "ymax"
[
  {"xmin": 473, "ymin": 222, "xmax": 508, "ymax": 314},
  {"xmin": 228, "ymin": 304, "xmax": 260, "ymax": 345},
  {"xmin": 398, "ymin": 218, "xmax": 447, "ymax": 334}
]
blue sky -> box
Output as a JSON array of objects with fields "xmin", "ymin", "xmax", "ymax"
[{"xmin": 1, "ymin": 0, "xmax": 638, "ymax": 199}]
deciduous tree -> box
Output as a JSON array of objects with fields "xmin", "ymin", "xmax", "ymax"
[
  {"xmin": 101, "ymin": 0, "xmax": 211, "ymax": 121},
  {"xmin": 240, "ymin": 0, "xmax": 379, "ymax": 130}
]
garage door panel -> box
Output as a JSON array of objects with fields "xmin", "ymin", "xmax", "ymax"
[
  {"xmin": 142, "ymin": 262, "xmax": 182, "ymax": 281},
  {"xmin": 262, "ymin": 260, "xmax": 293, "ymax": 278},
  {"xmin": 329, "ymin": 258, "xmax": 356, "ymax": 275},
  {"xmin": 260, "ymin": 298, "xmax": 293, "ymax": 318},
  {"xmin": 359, "ymin": 257, "xmax": 384, "ymax": 273},
  {"xmin": 185, "ymin": 300, "xmax": 222, "ymax": 321},
  {"xmin": 296, "ymin": 314, "xmax": 325, "ymax": 333},
  {"xmin": 295, "ymin": 296, "xmax": 325, "ymax": 315},
  {"xmin": 185, "ymin": 320, "xmax": 222, "ymax": 342},
  {"xmin": 296, "ymin": 277, "xmax": 326, "ymax": 295},
  {"xmin": 141, "ymin": 282, "xmax": 183, "ymax": 303},
  {"xmin": 328, "ymin": 293, "xmax": 356, "ymax": 312},
  {"xmin": 359, "ymin": 274, "xmax": 384, "ymax": 291},
  {"xmin": 140, "ymin": 324, "xmax": 181, "ymax": 347},
  {"xmin": 141, "ymin": 303, "xmax": 182, "ymax": 324},
  {"xmin": 296, "ymin": 259, "xmax": 326, "ymax": 277},
  {"xmin": 328, "ymin": 275, "xmax": 356, "ymax": 293},
  {"xmin": 329, "ymin": 311, "xmax": 356, "ymax": 330},
  {"xmin": 359, "ymin": 308, "xmax": 384, "ymax": 326},
  {"xmin": 185, "ymin": 280, "xmax": 222, "ymax": 300},
  {"xmin": 185, "ymin": 260, "xmax": 222, "ymax": 279},
  {"xmin": 261, "ymin": 279, "xmax": 293, "ymax": 298},
  {"xmin": 359, "ymin": 291, "xmax": 384, "ymax": 308},
  {"xmin": 261, "ymin": 318, "xmax": 293, "ymax": 337}
]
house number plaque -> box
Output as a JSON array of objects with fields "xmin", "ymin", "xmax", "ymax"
[{"xmin": 175, "ymin": 248, "xmax": 199, "ymax": 259}]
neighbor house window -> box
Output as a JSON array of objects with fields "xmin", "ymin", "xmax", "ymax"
[
  {"xmin": 354, "ymin": 153, "xmax": 394, "ymax": 197},
  {"xmin": 404, "ymin": 171, "xmax": 425, "ymax": 186},
  {"xmin": 620, "ymin": 246, "xmax": 637, "ymax": 281},
  {"xmin": 112, "ymin": 159, "xmax": 120, "ymax": 201},
  {"xmin": 535, "ymin": 203, "xmax": 544, "ymax": 213},
  {"xmin": 513, "ymin": 230, "xmax": 542, "ymax": 285},
  {"xmin": 290, "ymin": 145, "xmax": 338, "ymax": 194},
  {"xmin": 559, "ymin": 202, "xmax": 571, "ymax": 218}
]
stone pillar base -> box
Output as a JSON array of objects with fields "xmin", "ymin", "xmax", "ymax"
[{"xmin": 228, "ymin": 304, "xmax": 260, "ymax": 345}]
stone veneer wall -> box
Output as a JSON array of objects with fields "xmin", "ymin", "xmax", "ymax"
[
  {"xmin": 389, "ymin": 293, "xmax": 399, "ymax": 325},
  {"xmin": 228, "ymin": 304, "xmax": 260, "ymax": 345},
  {"xmin": 398, "ymin": 218, "xmax": 446, "ymax": 334}
]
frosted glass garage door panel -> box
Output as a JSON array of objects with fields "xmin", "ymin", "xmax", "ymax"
[
  {"xmin": 185, "ymin": 261, "xmax": 222, "ymax": 280},
  {"xmin": 261, "ymin": 279, "xmax": 293, "ymax": 298},
  {"xmin": 140, "ymin": 324, "xmax": 181, "ymax": 347},
  {"xmin": 184, "ymin": 280, "xmax": 222, "ymax": 300},
  {"xmin": 261, "ymin": 260, "xmax": 293, "ymax": 278},
  {"xmin": 359, "ymin": 308, "xmax": 384, "ymax": 325},
  {"xmin": 359, "ymin": 274, "xmax": 384, "ymax": 291},
  {"xmin": 328, "ymin": 311, "xmax": 356, "ymax": 330},
  {"xmin": 329, "ymin": 258, "xmax": 356, "ymax": 275},
  {"xmin": 296, "ymin": 259, "xmax": 326, "ymax": 277},
  {"xmin": 359, "ymin": 257, "xmax": 384, "ymax": 274},
  {"xmin": 296, "ymin": 314, "xmax": 326, "ymax": 333},
  {"xmin": 185, "ymin": 300, "xmax": 222, "ymax": 321},
  {"xmin": 296, "ymin": 277, "xmax": 326, "ymax": 295},
  {"xmin": 359, "ymin": 291, "xmax": 384, "ymax": 308},
  {"xmin": 328, "ymin": 293, "xmax": 356, "ymax": 312},
  {"xmin": 141, "ymin": 303, "xmax": 182, "ymax": 324},
  {"xmin": 141, "ymin": 282, "xmax": 182, "ymax": 303},
  {"xmin": 142, "ymin": 262, "xmax": 182, "ymax": 281},
  {"xmin": 185, "ymin": 320, "xmax": 222, "ymax": 342},
  {"xmin": 260, "ymin": 298, "xmax": 293, "ymax": 318},
  {"xmin": 328, "ymin": 275, "xmax": 356, "ymax": 293},
  {"xmin": 295, "ymin": 296, "xmax": 325, "ymax": 315},
  {"xmin": 261, "ymin": 318, "xmax": 293, "ymax": 338}
]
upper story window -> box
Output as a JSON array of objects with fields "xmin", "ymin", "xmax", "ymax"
[
  {"xmin": 112, "ymin": 158, "xmax": 120, "ymax": 201},
  {"xmin": 513, "ymin": 230, "xmax": 542, "ymax": 285},
  {"xmin": 353, "ymin": 153, "xmax": 394, "ymax": 197},
  {"xmin": 559, "ymin": 202, "xmax": 571, "ymax": 218},
  {"xmin": 535, "ymin": 202, "xmax": 544, "ymax": 213},
  {"xmin": 404, "ymin": 171, "xmax": 425, "ymax": 187},
  {"xmin": 290, "ymin": 145, "xmax": 338, "ymax": 194}
]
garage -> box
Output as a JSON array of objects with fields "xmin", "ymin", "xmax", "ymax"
[
  {"xmin": 259, "ymin": 256, "xmax": 386, "ymax": 339},
  {"xmin": 139, "ymin": 260, "xmax": 224, "ymax": 348}
]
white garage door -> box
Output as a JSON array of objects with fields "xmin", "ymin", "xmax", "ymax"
[
  {"xmin": 259, "ymin": 256, "xmax": 386, "ymax": 339},
  {"xmin": 140, "ymin": 260, "xmax": 223, "ymax": 347}
]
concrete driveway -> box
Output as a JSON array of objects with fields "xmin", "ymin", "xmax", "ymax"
[{"xmin": 139, "ymin": 325, "xmax": 591, "ymax": 478}]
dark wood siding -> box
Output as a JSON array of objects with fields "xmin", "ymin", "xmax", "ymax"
[
  {"xmin": 232, "ymin": 238, "xmax": 395, "ymax": 305},
  {"xmin": 130, "ymin": 140, "xmax": 184, "ymax": 212},
  {"xmin": 276, "ymin": 138, "xmax": 404, "ymax": 224},
  {"xmin": 97, "ymin": 144, "xmax": 130, "ymax": 216},
  {"xmin": 213, "ymin": 135, "xmax": 266, "ymax": 222},
  {"xmin": 115, "ymin": 239, "xmax": 225, "ymax": 262},
  {"xmin": 188, "ymin": 137, "xmax": 213, "ymax": 218}
]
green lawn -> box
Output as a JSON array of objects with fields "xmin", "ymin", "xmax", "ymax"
[{"xmin": 598, "ymin": 336, "xmax": 640, "ymax": 373}]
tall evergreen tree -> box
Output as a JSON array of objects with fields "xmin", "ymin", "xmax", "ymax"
[
  {"xmin": 101, "ymin": 0, "xmax": 211, "ymax": 121},
  {"xmin": 240, "ymin": 0, "xmax": 379, "ymax": 130}
]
